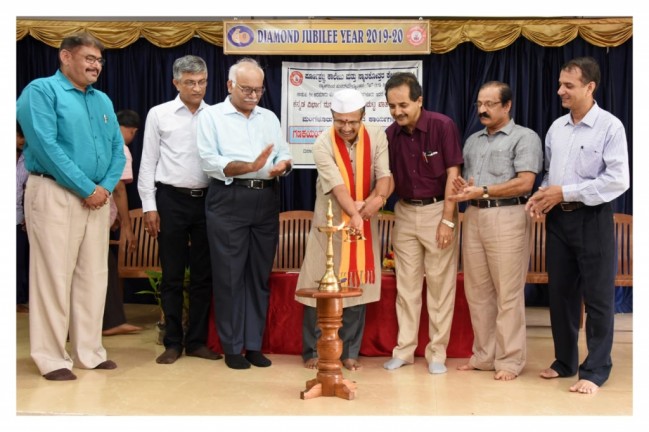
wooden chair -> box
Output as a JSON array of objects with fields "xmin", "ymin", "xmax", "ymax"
[
  {"xmin": 377, "ymin": 213, "xmax": 395, "ymax": 268},
  {"xmin": 272, "ymin": 210, "xmax": 314, "ymax": 272},
  {"xmin": 613, "ymin": 213, "xmax": 633, "ymax": 287},
  {"xmin": 115, "ymin": 208, "xmax": 161, "ymax": 278},
  {"xmin": 526, "ymin": 214, "xmax": 548, "ymax": 285}
]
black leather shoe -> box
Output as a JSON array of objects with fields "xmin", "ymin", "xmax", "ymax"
[{"xmin": 156, "ymin": 347, "xmax": 182, "ymax": 364}]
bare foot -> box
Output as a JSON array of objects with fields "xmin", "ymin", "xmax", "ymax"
[
  {"xmin": 569, "ymin": 379, "xmax": 599, "ymax": 394},
  {"xmin": 457, "ymin": 363, "xmax": 477, "ymax": 371},
  {"xmin": 102, "ymin": 323, "xmax": 143, "ymax": 336},
  {"xmin": 304, "ymin": 358, "xmax": 318, "ymax": 369},
  {"xmin": 494, "ymin": 370, "xmax": 517, "ymax": 381},
  {"xmin": 342, "ymin": 358, "xmax": 362, "ymax": 371},
  {"xmin": 539, "ymin": 368, "xmax": 560, "ymax": 379}
]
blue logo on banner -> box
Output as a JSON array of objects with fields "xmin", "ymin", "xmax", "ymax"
[{"xmin": 228, "ymin": 26, "xmax": 254, "ymax": 47}]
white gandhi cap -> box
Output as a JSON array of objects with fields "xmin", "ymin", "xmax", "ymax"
[{"xmin": 331, "ymin": 89, "xmax": 366, "ymax": 113}]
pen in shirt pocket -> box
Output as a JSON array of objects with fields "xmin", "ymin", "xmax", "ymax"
[{"xmin": 422, "ymin": 150, "xmax": 438, "ymax": 163}]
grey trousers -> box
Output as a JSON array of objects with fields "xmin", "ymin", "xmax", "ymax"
[{"xmin": 302, "ymin": 304, "xmax": 366, "ymax": 361}]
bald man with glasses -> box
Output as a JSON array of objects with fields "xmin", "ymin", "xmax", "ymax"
[{"xmin": 197, "ymin": 57, "xmax": 292, "ymax": 370}]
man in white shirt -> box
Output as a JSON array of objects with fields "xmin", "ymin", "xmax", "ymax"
[{"xmin": 138, "ymin": 55, "xmax": 222, "ymax": 364}]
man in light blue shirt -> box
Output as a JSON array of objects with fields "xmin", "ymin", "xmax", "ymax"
[
  {"xmin": 16, "ymin": 32, "xmax": 125, "ymax": 381},
  {"xmin": 197, "ymin": 57, "xmax": 292, "ymax": 370},
  {"xmin": 526, "ymin": 57, "xmax": 629, "ymax": 394}
]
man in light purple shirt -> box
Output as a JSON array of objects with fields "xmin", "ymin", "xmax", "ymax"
[{"xmin": 526, "ymin": 57, "xmax": 629, "ymax": 394}]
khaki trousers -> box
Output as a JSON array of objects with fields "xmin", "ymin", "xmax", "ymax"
[
  {"xmin": 25, "ymin": 175, "xmax": 110, "ymax": 374},
  {"xmin": 391, "ymin": 200, "xmax": 458, "ymax": 364},
  {"xmin": 462, "ymin": 204, "xmax": 529, "ymax": 375}
]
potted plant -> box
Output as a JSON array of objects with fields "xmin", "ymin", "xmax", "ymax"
[{"xmin": 137, "ymin": 268, "xmax": 190, "ymax": 345}]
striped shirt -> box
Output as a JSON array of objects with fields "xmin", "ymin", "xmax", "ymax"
[{"xmin": 542, "ymin": 102, "xmax": 629, "ymax": 205}]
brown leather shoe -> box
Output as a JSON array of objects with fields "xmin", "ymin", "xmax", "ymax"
[
  {"xmin": 94, "ymin": 360, "xmax": 117, "ymax": 370},
  {"xmin": 43, "ymin": 368, "xmax": 77, "ymax": 381},
  {"xmin": 156, "ymin": 347, "xmax": 182, "ymax": 364},
  {"xmin": 186, "ymin": 345, "xmax": 223, "ymax": 360}
]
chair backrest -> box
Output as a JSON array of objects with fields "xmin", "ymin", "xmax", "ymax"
[
  {"xmin": 377, "ymin": 213, "xmax": 395, "ymax": 266},
  {"xmin": 116, "ymin": 208, "xmax": 161, "ymax": 278},
  {"xmin": 613, "ymin": 213, "xmax": 633, "ymax": 286},
  {"xmin": 273, "ymin": 210, "xmax": 314, "ymax": 272},
  {"xmin": 526, "ymin": 214, "xmax": 548, "ymax": 284}
]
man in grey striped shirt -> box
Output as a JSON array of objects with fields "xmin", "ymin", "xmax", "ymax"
[
  {"xmin": 449, "ymin": 81, "xmax": 542, "ymax": 381},
  {"xmin": 526, "ymin": 57, "xmax": 629, "ymax": 394}
]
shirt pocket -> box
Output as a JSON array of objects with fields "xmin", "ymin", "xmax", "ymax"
[
  {"xmin": 487, "ymin": 148, "xmax": 515, "ymax": 178},
  {"xmin": 420, "ymin": 150, "xmax": 446, "ymax": 179},
  {"xmin": 577, "ymin": 144, "xmax": 603, "ymax": 178}
]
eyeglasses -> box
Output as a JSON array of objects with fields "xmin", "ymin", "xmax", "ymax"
[
  {"xmin": 181, "ymin": 79, "xmax": 208, "ymax": 88},
  {"xmin": 235, "ymin": 83, "xmax": 265, "ymax": 96},
  {"xmin": 82, "ymin": 54, "xmax": 105, "ymax": 66},
  {"xmin": 333, "ymin": 120, "xmax": 362, "ymax": 128},
  {"xmin": 474, "ymin": 101, "xmax": 502, "ymax": 109}
]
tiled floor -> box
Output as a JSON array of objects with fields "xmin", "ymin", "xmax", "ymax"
[{"xmin": 14, "ymin": 305, "xmax": 634, "ymax": 427}]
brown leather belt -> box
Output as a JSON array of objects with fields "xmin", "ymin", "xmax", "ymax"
[
  {"xmin": 559, "ymin": 201, "xmax": 586, "ymax": 212},
  {"xmin": 469, "ymin": 197, "xmax": 528, "ymax": 208},
  {"xmin": 402, "ymin": 196, "xmax": 444, "ymax": 206}
]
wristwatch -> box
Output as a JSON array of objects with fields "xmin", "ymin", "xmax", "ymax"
[
  {"xmin": 441, "ymin": 218, "xmax": 455, "ymax": 229},
  {"xmin": 482, "ymin": 186, "xmax": 489, "ymax": 199}
]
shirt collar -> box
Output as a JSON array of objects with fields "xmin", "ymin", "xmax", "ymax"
[
  {"xmin": 55, "ymin": 69, "xmax": 95, "ymax": 94},
  {"xmin": 396, "ymin": 107, "xmax": 428, "ymax": 135},
  {"xmin": 171, "ymin": 94, "xmax": 207, "ymax": 114},
  {"xmin": 224, "ymin": 95, "xmax": 260, "ymax": 117},
  {"xmin": 564, "ymin": 101, "xmax": 600, "ymax": 127},
  {"xmin": 478, "ymin": 118, "xmax": 515, "ymax": 137}
]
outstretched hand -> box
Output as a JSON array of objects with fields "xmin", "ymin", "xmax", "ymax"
[
  {"xmin": 251, "ymin": 144, "xmax": 275, "ymax": 173},
  {"xmin": 448, "ymin": 176, "xmax": 476, "ymax": 202}
]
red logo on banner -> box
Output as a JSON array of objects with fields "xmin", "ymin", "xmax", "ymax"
[
  {"xmin": 406, "ymin": 26, "xmax": 426, "ymax": 47},
  {"xmin": 290, "ymin": 71, "xmax": 304, "ymax": 86}
]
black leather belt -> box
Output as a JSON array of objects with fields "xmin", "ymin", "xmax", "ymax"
[
  {"xmin": 156, "ymin": 182, "xmax": 207, "ymax": 198},
  {"xmin": 231, "ymin": 178, "xmax": 276, "ymax": 189},
  {"xmin": 469, "ymin": 196, "xmax": 528, "ymax": 208},
  {"xmin": 559, "ymin": 201, "xmax": 586, "ymax": 212},
  {"xmin": 31, "ymin": 172, "xmax": 55, "ymax": 181},
  {"xmin": 402, "ymin": 196, "xmax": 444, "ymax": 206}
]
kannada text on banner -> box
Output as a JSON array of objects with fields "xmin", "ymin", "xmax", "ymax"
[{"xmin": 281, "ymin": 61, "xmax": 423, "ymax": 168}]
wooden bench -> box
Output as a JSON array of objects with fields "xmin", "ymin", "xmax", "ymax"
[
  {"xmin": 115, "ymin": 209, "xmax": 633, "ymax": 326},
  {"xmin": 114, "ymin": 208, "xmax": 161, "ymax": 278}
]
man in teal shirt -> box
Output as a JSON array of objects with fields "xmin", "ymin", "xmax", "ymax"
[{"xmin": 16, "ymin": 32, "xmax": 125, "ymax": 381}]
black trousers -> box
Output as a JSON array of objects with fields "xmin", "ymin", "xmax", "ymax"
[
  {"xmin": 302, "ymin": 304, "xmax": 366, "ymax": 361},
  {"xmin": 103, "ymin": 246, "xmax": 126, "ymax": 330},
  {"xmin": 546, "ymin": 202, "xmax": 616, "ymax": 386},
  {"xmin": 156, "ymin": 186, "xmax": 212, "ymax": 352},
  {"xmin": 206, "ymin": 179, "xmax": 279, "ymax": 355}
]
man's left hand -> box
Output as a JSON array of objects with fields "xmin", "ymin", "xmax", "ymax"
[{"xmin": 269, "ymin": 160, "xmax": 291, "ymax": 177}]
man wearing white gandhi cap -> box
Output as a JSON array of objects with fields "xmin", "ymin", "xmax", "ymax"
[{"xmin": 295, "ymin": 89, "xmax": 394, "ymax": 371}]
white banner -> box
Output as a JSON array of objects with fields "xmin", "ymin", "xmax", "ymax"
[{"xmin": 281, "ymin": 60, "xmax": 423, "ymax": 168}]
